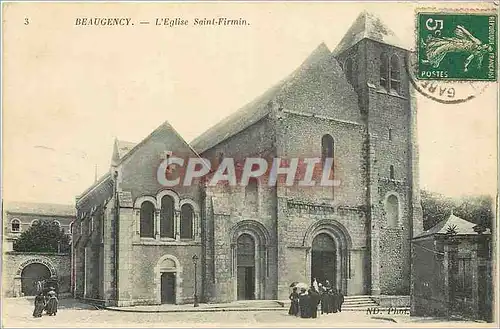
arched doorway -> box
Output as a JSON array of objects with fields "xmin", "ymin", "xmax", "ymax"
[
  {"xmin": 311, "ymin": 233, "xmax": 336, "ymax": 288},
  {"xmin": 237, "ymin": 233, "xmax": 255, "ymax": 300},
  {"xmin": 155, "ymin": 254, "xmax": 182, "ymax": 305},
  {"xmin": 21, "ymin": 263, "xmax": 51, "ymax": 296},
  {"xmin": 304, "ymin": 219, "xmax": 352, "ymax": 293}
]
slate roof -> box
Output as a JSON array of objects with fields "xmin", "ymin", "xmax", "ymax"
[
  {"xmin": 4, "ymin": 201, "xmax": 76, "ymax": 217},
  {"xmin": 116, "ymin": 140, "xmax": 137, "ymax": 159},
  {"xmin": 414, "ymin": 213, "xmax": 491, "ymax": 239},
  {"xmin": 190, "ymin": 42, "xmax": 334, "ymax": 154},
  {"xmin": 332, "ymin": 11, "xmax": 407, "ymax": 55},
  {"xmin": 191, "ymin": 11, "xmax": 402, "ymax": 154}
]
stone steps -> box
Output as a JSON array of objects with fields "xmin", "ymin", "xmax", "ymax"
[
  {"xmin": 343, "ymin": 296, "xmax": 377, "ymax": 309},
  {"xmin": 209, "ymin": 300, "xmax": 282, "ymax": 309},
  {"xmin": 101, "ymin": 295, "xmax": 410, "ymax": 313}
]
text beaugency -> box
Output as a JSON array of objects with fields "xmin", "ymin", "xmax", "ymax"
[{"xmin": 74, "ymin": 17, "xmax": 249, "ymax": 27}]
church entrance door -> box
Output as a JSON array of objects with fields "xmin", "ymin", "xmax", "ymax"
[
  {"xmin": 161, "ymin": 272, "xmax": 176, "ymax": 304},
  {"xmin": 237, "ymin": 233, "xmax": 255, "ymax": 300},
  {"xmin": 311, "ymin": 233, "xmax": 336, "ymax": 288}
]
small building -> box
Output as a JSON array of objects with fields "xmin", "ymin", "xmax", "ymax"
[
  {"xmin": 411, "ymin": 213, "xmax": 493, "ymax": 321},
  {"xmin": 2, "ymin": 201, "xmax": 75, "ymax": 297}
]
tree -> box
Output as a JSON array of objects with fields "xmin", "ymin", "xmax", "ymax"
[
  {"xmin": 453, "ymin": 195, "xmax": 494, "ymax": 229},
  {"xmin": 13, "ymin": 219, "xmax": 70, "ymax": 253},
  {"xmin": 420, "ymin": 190, "xmax": 456, "ymax": 230},
  {"xmin": 420, "ymin": 190, "xmax": 494, "ymax": 231}
]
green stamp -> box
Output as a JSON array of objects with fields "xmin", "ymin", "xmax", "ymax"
[{"xmin": 417, "ymin": 13, "xmax": 497, "ymax": 81}]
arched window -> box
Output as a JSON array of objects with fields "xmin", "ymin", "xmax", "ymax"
[
  {"xmin": 53, "ymin": 220, "xmax": 61, "ymax": 228},
  {"xmin": 390, "ymin": 165, "xmax": 395, "ymax": 180},
  {"xmin": 31, "ymin": 219, "xmax": 39, "ymax": 226},
  {"xmin": 11, "ymin": 218, "xmax": 21, "ymax": 232},
  {"xmin": 390, "ymin": 55, "xmax": 401, "ymax": 94},
  {"xmin": 245, "ymin": 178, "xmax": 259, "ymax": 213},
  {"xmin": 380, "ymin": 52, "xmax": 389, "ymax": 90},
  {"xmin": 69, "ymin": 222, "xmax": 74, "ymax": 234},
  {"xmin": 386, "ymin": 195, "xmax": 399, "ymax": 227},
  {"xmin": 160, "ymin": 196, "xmax": 175, "ymax": 238},
  {"xmin": 344, "ymin": 58, "xmax": 353, "ymax": 85},
  {"xmin": 180, "ymin": 204, "xmax": 194, "ymax": 239},
  {"xmin": 140, "ymin": 201, "xmax": 155, "ymax": 238},
  {"xmin": 321, "ymin": 134, "xmax": 334, "ymax": 162},
  {"xmin": 321, "ymin": 134, "xmax": 335, "ymax": 192},
  {"xmin": 89, "ymin": 217, "xmax": 94, "ymax": 234},
  {"xmin": 388, "ymin": 128, "xmax": 393, "ymax": 141}
]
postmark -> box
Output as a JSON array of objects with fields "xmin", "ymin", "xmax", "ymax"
[
  {"xmin": 406, "ymin": 52, "xmax": 491, "ymax": 104},
  {"xmin": 417, "ymin": 13, "xmax": 497, "ymax": 81}
]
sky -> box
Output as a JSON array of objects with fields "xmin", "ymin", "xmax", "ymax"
[{"xmin": 2, "ymin": 1, "xmax": 498, "ymax": 205}]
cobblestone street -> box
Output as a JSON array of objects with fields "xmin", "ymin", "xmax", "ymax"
[
  {"xmin": 2, "ymin": 298, "xmax": 395, "ymax": 327},
  {"xmin": 3, "ymin": 298, "xmax": 482, "ymax": 328}
]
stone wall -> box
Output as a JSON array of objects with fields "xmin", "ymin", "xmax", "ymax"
[
  {"xmin": 336, "ymin": 39, "xmax": 417, "ymax": 296},
  {"xmin": 3, "ymin": 252, "xmax": 71, "ymax": 297},
  {"xmin": 200, "ymin": 117, "xmax": 278, "ymax": 303}
]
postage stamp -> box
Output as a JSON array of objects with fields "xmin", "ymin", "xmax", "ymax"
[{"xmin": 417, "ymin": 13, "xmax": 497, "ymax": 81}]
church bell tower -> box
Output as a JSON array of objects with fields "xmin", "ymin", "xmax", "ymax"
[{"xmin": 332, "ymin": 11, "xmax": 423, "ymax": 295}]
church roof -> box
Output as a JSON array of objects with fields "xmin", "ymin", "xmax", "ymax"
[
  {"xmin": 332, "ymin": 11, "xmax": 407, "ymax": 56},
  {"xmin": 4, "ymin": 201, "xmax": 76, "ymax": 217},
  {"xmin": 116, "ymin": 140, "xmax": 137, "ymax": 159},
  {"xmin": 190, "ymin": 42, "xmax": 333, "ymax": 154},
  {"xmin": 414, "ymin": 213, "xmax": 491, "ymax": 239}
]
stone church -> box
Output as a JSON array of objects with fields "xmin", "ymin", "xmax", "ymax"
[{"xmin": 73, "ymin": 11, "xmax": 423, "ymax": 306}]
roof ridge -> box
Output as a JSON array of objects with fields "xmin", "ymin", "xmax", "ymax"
[
  {"xmin": 332, "ymin": 11, "xmax": 407, "ymax": 56},
  {"xmin": 190, "ymin": 42, "xmax": 333, "ymax": 153}
]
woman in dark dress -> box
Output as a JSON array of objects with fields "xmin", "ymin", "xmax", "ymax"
[
  {"xmin": 298, "ymin": 288, "xmax": 310, "ymax": 318},
  {"xmin": 288, "ymin": 287, "xmax": 299, "ymax": 316},
  {"xmin": 331, "ymin": 288, "xmax": 339, "ymax": 313},
  {"xmin": 45, "ymin": 290, "xmax": 58, "ymax": 316},
  {"xmin": 337, "ymin": 290, "xmax": 345, "ymax": 312},
  {"xmin": 320, "ymin": 286, "xmax": 329, "ymax": 314},
  {"xmin": 308, "ymin": 288, "xmax": 320, "ymax": 319},
  {"xmin": 33, "ymin": 292, "xmax": 45, "ymax": 318}
]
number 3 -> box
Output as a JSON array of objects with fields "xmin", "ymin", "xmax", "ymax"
[{"xmin": 24, "ymin": 18, "xmax": 29, "ymax": 25}]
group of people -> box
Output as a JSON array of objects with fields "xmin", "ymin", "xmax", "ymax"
[
  {"xmin": 33, "ymin": 287, "xmax": 58, "ymax": 318},
  {"xmin": 288, "ymin": 279, "xmax": 344, "ymax": 319}
]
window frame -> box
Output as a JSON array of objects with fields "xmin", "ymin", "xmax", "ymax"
[
  {"xmin": 139, "ymin": 200, "xmax": 156, "ymax": 238},
  {"xmin": 180, "ymin": 203, "xmax": 194, "ymax": 239},
  {"xmin": 344, "ymin": 58, "xmax": 354, "ymax": 85},
  {"xmin": 385, "ymin": 194, "xmax": 400, "ymax": 228},
  {"xmin": 380, "ymin": 52, "xmax": 389, "ymax": 90},
  {"xmin": 160, "ymin": 195, "xmax": 175, "ymax": 238},
  {"xmin": 11, "ymin": 218, "xmax": 21, "ymax": 233},
  {"xmin": 245, "ymin": 177, "xmax": 259, "ymax": 213},
  {"xmin": 389, "ymin": 54, "xmax": 401, "ymax": 94}
]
